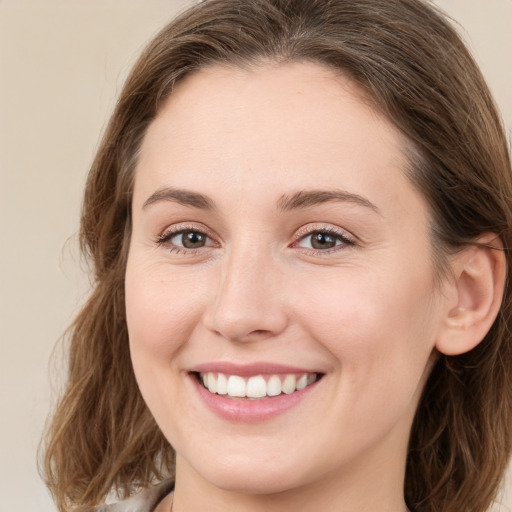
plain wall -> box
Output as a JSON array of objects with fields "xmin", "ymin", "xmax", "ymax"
[{"xmin": 0, "ymin": 1, "xmax": 510, "ymax": 511}]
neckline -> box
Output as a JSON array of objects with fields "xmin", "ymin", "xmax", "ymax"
[{"xmin": 150, "ymin": 480, "xmax": 175, "ymax": 512}]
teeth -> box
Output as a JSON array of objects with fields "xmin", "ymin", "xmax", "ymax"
[
  {"xmin": 246, "ymin": 375, "xmax": 267, "ymax": 398},
  {"xmin": 207, "ymin": 372, "xmax": 217, "ymax": 393},
  {"xmin": 267, "ymin": 375, "xmax": 282, "ymax": 396},
  {"xmin": 216, "ymin": 373, "xmax": 228, "ymax": 395},
  {"xmin": 282, "ymin": 374, "xmax": 296, "ymax": 394},
  {"xmin": 227, "ymin": 375, "xmax": 246, "ymax": 397},
  {"xmin": 296, "ymin": 374, "xmax": 308, "ymax": 390},
  {"xmin": 199, "ymin": 372, "xmax": 318, "ymax": 398}
]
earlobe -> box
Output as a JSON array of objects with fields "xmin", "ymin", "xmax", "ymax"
[{"xmin": 436, "ymin": 234, "xmax": 506, "ymax": 356}]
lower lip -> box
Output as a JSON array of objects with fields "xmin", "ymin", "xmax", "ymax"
[{"xmin": 190, "ymin": 374, "xmax": 319, "ymax": 423}]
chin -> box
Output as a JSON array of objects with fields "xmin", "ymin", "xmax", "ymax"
[
  {"xmin": 206, "ymin": 468, "xmax": 305, "ymax": 495},
  {"xmin": 182, "ymin": 449, "xmax": 315, "ymax": 495}
]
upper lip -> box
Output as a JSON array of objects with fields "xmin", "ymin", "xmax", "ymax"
[{"xmin": 190, "ymin": 362, "xmax": 320, "ymax": 376}]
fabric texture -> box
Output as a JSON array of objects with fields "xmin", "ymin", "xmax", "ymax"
[{"xmin": 78, "ymin": 480, "xmax": 174, "ymax": 512}]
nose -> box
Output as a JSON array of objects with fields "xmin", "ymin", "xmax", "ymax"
[{"xmin": 202, "ymin": 244, "xmax": 289, "ymax": 342}]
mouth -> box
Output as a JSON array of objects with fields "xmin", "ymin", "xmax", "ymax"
[
  {"xmin": 193, "ymin": 371, "xmax": 321, "ymax": 399},
  {"xmin": 189, "ymin": 362, "xmax": 324, "ymax": 421}
]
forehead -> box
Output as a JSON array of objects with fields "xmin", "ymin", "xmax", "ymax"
[
  {"xmin": 134, "ymin": 61, "xmax": 424, "ymax": 225},
  {"xmin": 144, "ymin": 61, "xmax": 393, "ymax": 159}
]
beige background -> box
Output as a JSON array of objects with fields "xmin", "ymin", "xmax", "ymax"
[{"xmin": 0, "ymin": 1, "xmax": 510, "ymax": 511}]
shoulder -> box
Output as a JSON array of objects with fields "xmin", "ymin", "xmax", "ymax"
[{"xmin": 79, "ymin": 480, "xmax": 174, "ymax": 512}]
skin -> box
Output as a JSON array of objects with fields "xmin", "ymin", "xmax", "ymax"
[{"xmin": 125, "ymin": 61, "xmax": 459, "ymax": 512}]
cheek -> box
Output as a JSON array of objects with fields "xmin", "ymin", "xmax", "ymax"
[
  {"xmin": 125, "ymin": 257, "xmax": 210, "ymax": 371},
  {"xmin": 292, "ymin": 262, "xmax": 439, "ymax": 388},
  {"xmin": 272, "ymin": 263, "xmax": 441, "ymax": 470},
  {"xmin": 124, "ymin": 255, "xmax": 215, "ymax": 433}
]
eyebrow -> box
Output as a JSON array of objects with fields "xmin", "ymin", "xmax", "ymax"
[
  {"xmin": 277, "ymin": 190, "xmax": 380, "ymax": 213},
  {"xmin": 142, "ymin": 186, "xmax": 379, "ymax": 214},
  {"xmin": 143, "ymin": 186, "xmax": 215, "ymax": 210}
]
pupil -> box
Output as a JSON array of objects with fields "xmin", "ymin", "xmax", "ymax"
[
  {"xmin": 182, "ymin": 231, "xmax": 205, "ymax": 248},
  {"xmin": 311, "ymin": 232, "xmax": 336, "ymax": 249}
]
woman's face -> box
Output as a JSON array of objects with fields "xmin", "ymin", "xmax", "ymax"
[{"xmin": 126, "ymin": 62, "xmax": 446, "ymax": 497}]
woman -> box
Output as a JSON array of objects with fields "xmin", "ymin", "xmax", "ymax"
[{"xmin": 42, "ymin": 1, "xmax": 512, "ymax": 511}]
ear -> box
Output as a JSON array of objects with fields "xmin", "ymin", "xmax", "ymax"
[{"xmin": 436, "ymin": 234, "xmax": 506, "ymax": 356}]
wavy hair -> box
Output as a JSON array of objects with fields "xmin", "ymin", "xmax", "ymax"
[{"xmin": 42, "ymin": 1, "xmax": 512, "ymax": 511}]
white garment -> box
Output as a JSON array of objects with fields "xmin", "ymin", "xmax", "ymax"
[{"xmin": 78, "ymin": 480, "xmax": 174, "ymax": 512}]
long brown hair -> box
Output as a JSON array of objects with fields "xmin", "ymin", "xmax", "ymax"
[{"xmin": 42, "ymin": 1, "xmax": 512, "ymax": 511}]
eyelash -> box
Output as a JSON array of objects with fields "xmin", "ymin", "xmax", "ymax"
[
  {"xmin": 292, "ymin": 225, "xmax": 356, "ymax": 254},
  {"xmin": 155, "ymin": 224, "xmax": 215, "ymax": 255},
  {"xmin": 155, "ymin": 224, "xmax": 356, "ymax": 255}
]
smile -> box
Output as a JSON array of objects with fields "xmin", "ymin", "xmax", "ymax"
[
  {"xmin": 199, "ymin": 372, "xmax": 319, "ymax": 399},
  {"xmin": 190, "ymin": 364, "xmax": 323, "ymax": 422}
]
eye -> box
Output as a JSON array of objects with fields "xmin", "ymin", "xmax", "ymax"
[
  {"xmin": 156, "ymin": 226, "xmax": 216, "ymax": 252},
  {"xmin": 170, "ymin": 230, "xmax": 209, "ymax": 249},
  {"xmin": 295, "ymin": 228, "xmax": 354, "ymax": 251}
]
